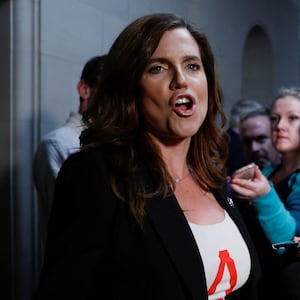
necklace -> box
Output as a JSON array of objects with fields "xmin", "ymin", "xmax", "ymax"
[{"xmin": 174, "ymin": 166, "xmax": 193, "ymax": 184}]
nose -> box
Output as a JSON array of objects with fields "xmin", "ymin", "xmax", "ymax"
[
  {"xmin": 276, "ymin": 118, "xmax": 286, "ymax": 130},
  {"xmin": 170, "ymin": 68, "xmax": 188, "ymax": 90},
  {"xmin": 272, "ymin": 116, "xmax": 286, "ymax": 131}
]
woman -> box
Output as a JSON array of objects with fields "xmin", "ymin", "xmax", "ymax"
[
  {"xmin": 34, "ymin": 13, "xmax": 261, "ymax": 300},
  {"xmin": 230, "ymin": 87, "xmax": 300, "ymax": 299}
]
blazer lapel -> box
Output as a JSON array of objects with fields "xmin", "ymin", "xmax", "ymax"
[{"xmin": 146, "ymin": 193, "xmax": 208, "ymax": 300}]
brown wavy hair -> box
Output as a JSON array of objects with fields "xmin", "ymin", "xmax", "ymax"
[{"xmin": 80, "ymin": 13, "xmax": 228, "ymax": 224}]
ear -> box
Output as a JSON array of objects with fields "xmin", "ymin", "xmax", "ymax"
[{"xmin": 77, "ymin": 80, "xmax": 91, "ymax": 100}]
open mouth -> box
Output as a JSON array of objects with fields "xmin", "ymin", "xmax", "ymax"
[
  {"xmin": 175, "ymin": 97, "xmax": 193, "ymax": 110},
  {"xmin": 172, "ymin": 96, "xmax": 195, "ymax": 116}
]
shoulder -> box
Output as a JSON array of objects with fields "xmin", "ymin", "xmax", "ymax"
[
  {"xmin": 262, "ymin": 165, "xmax": 277, "ymax": 177},
  {"xmin": 34, "ymin": 130, "xmax": 81, "ymax": 163},
  {"xmin": 57, "ymin": 146, "xmax": 107, "ymax": 185},
  {"xmin": 54, "ymin": 147, "xmax": 110, "ymax": 205},
  {"xmin": 62, "ymin": 146, "xmax": 105, "ymax": 171},
  {"xmin": 40, "ymin": 113, "xmax": 82, "ymax": 140},
  {"xmin": 41, "ymin": 125, "xmax": 79, "ymax": 143},
  {"xmin": 288, "ymin": 169, "xmax": 300, "ymax": 188}
]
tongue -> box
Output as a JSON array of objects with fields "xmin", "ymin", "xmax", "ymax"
[{"xmin": 173, "ymin": 104, "xmax": 195, "ymax": 116}]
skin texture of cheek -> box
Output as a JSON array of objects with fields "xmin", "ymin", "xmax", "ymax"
[{"xmin": 142, "ymin": 97, "xmax": 208, "ymax": 140}]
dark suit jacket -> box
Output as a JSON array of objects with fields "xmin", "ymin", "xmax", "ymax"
[
  {"xmin": 225, "ymin": 128, "xmax": 247, "ymax": 176},
  {"xmin": 34, "ymin": 148, "xmax": 261, "ymax": 300}
]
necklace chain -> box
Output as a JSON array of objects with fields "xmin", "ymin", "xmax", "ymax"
[{"xmin": 174, "ymin": 167, "xmax": 193, "ymax": 184}]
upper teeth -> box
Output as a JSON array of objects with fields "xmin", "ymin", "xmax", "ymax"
[{"xmin": 176, "ymin": 97, "xmax": 190, "ymax": 105}]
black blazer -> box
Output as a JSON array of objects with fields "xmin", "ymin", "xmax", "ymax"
[{"xmin": 34, "ymin": 148, "xmax": 261, "ymax": 300}]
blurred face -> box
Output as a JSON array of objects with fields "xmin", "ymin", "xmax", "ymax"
[
  {"xmin": 140, "ymin": 28, "xmax": 208, "ymax": 143},
  {"xmin": 271, "ymin": 96, "xmax": 300, "ymax": 154},
  {"xmin": 240, "ymin": 115, "xmax": 280, "ymax": 169}
]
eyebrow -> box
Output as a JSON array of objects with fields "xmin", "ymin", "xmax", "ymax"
[
  {"xmin": 148, "ymin": 55, "xmax": 202, "ymax": 64},
  {"xmin": 272, "ymin": 111, "xmax": 300, "ymax": 115}
]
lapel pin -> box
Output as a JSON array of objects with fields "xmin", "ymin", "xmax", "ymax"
[{"xmin": 227, "ymin": 197, "xmax": 234, "ymax": 207}]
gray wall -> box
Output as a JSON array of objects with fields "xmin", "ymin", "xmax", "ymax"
[
  {"xmin": 0, "ymin": 0, "xmax": 299, "ymax": 299},
  {"xmin": 38, "ymin": 0, "xmax": 300, "ymax": 135}
]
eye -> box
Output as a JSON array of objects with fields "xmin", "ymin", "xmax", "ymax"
[
  {"xmin": 288, "ymin": 115, "xmax": 299, "ymax": 121},
  {"xmin": 270, "ymin": 115, "xmax": 279, "ymax": 123},
  {"xmin": 256, "ymin": 137, "xmax": 267, "ymax": 144},
  {"xmin": 148, "ymin": 65, "xmax": 164, "ymax": 74},
  {"xmin": 187, "ymin": 63, "xmax": 200, "ymax": 71}
]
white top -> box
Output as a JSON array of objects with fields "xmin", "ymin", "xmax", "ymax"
[
  {"xmin": 33, "ymin": 112, "xmax": 86, "ymax": 251},
  {"xmin": 189, "ymin": 210, "xmax": 251, "ymax": 300}
]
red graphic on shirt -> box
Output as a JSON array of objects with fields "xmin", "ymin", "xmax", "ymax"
[{"xmin": 207, "ymin": 249, "xmax": 237, "ymax": 300}]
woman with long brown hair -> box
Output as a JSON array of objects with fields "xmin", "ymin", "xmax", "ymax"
[{"xmin": 34, "ymin": 13, "xmax": 261, "ymax": 300}]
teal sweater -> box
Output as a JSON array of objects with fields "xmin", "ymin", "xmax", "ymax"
[{"xmin": 252, "ymin": 165, "xmax": 300, "ymax": 244}]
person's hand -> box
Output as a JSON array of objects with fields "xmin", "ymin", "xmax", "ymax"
[{"xmin": 229, "ymin": 166, "xmax": 271, "ymax": 201}]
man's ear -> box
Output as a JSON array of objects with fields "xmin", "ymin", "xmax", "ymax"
[{"xmin": 77, "ymin": 80, "xmax": 91, "ymax": 100}]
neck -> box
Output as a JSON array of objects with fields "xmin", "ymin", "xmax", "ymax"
[
  {"xmin": 174, "ymin": 166, "xmax": 193, "ymax": 184},
  {"xmin": 147, "ymin": 132, "xmax": 192, "ymax": 181},
  {"xmin": 281, "ymin": 153, "xmax": 300, "ymax": 172}
]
